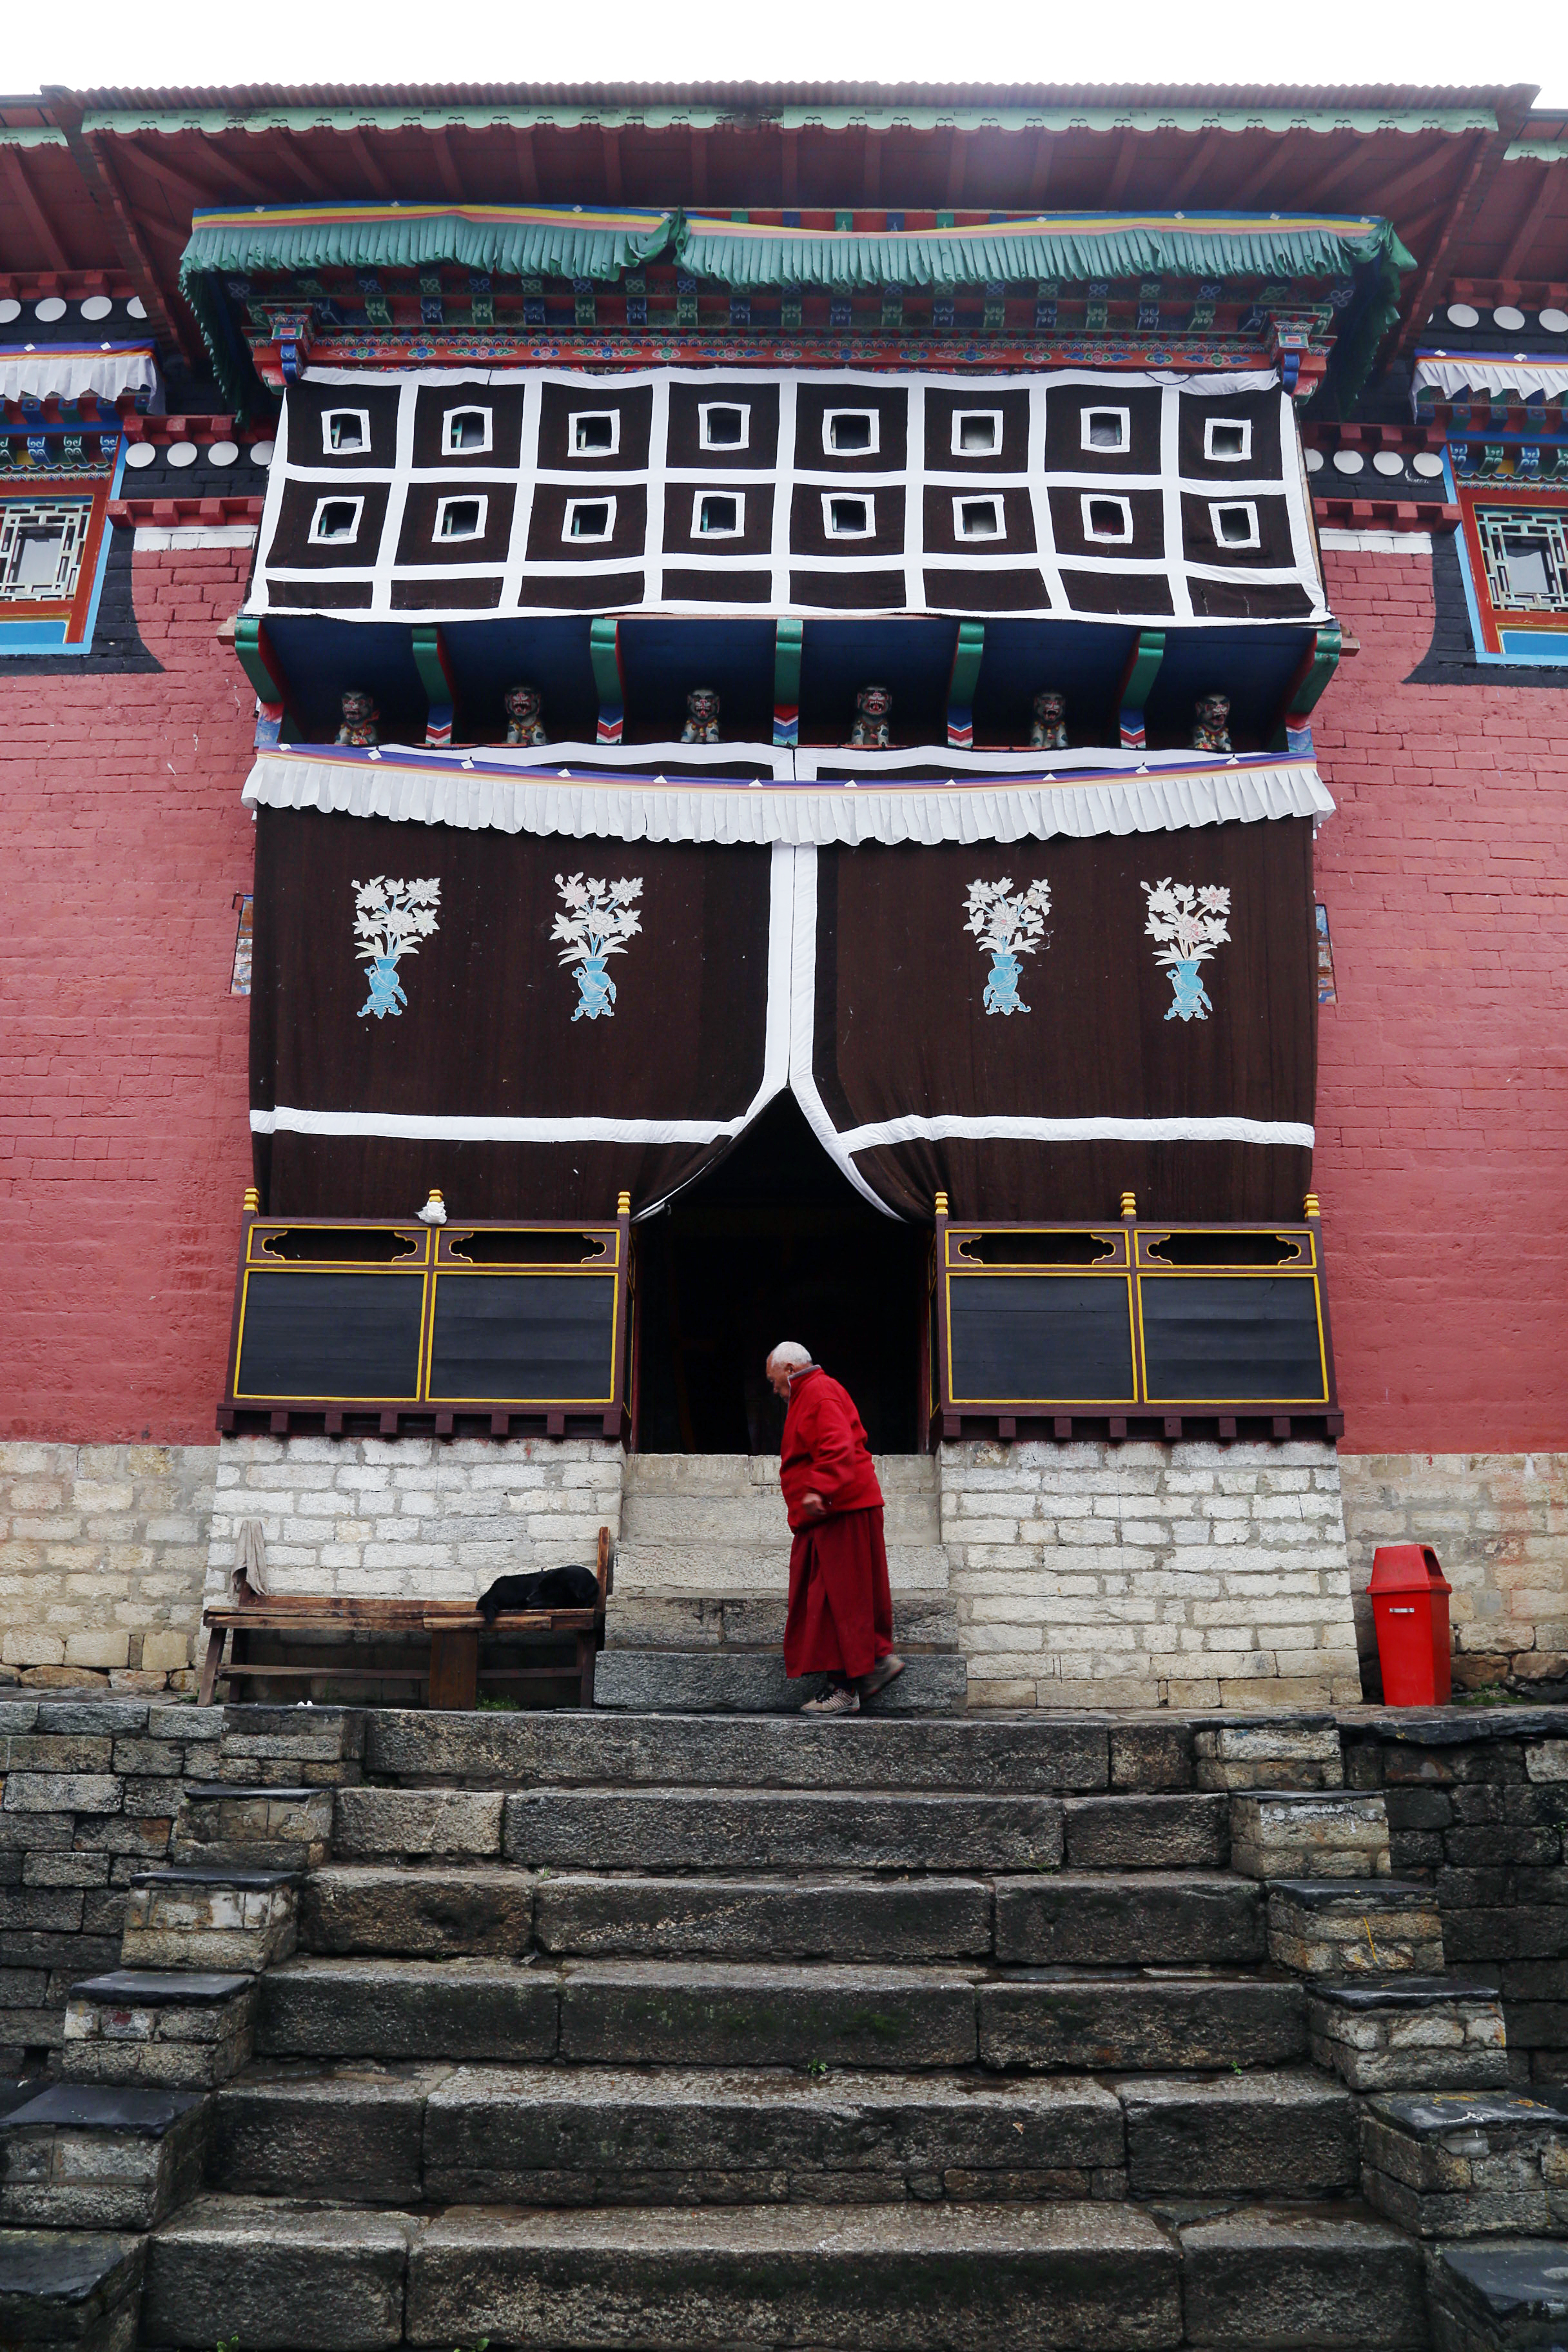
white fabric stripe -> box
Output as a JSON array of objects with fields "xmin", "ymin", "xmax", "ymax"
[
  {"xmin": 1160, "ymin": 382, "xmax": 1193, "ymax": 622},
  {"xmin": 251, "ymin": 1106, "xmax": 749, "ymax": 1142},
  {"xmin": 838, "ymin": 1112, "xmax": 1315, "ymax": 1153},
  {"xmin": 1319, "ymin": 528, "xmax": 1435, "ymax": 553},
  {"xmin": 1282, "ymin": 387, "xmax": 1324, "ymax": 600},
  {"xmin": 253, "ymin": 386, "xmax": 290, "ymax": 608},
  {"xmin": 243, "ymin": 749, "xmax": 1334, "ymax": 847},
  {"xmin": 785, "ymin": 845, "xmax": 897, "ymax": 1216}
]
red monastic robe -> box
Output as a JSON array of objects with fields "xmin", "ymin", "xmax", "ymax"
[{"xmin": 779, "ymin": 1367, "xmax": 894, "ymax": 1680}]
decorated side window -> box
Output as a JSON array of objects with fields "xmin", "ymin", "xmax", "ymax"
[
  {"xmin": 322, "ymin": 409, "xmax": 369, "ymax": 453},
  {"xmin": 0, "ymin": 499, "xmax": 92, "ymax": 602},
  {"xmin": 442, "ymin": 407, "xmax": 491, "ymax": 455}
]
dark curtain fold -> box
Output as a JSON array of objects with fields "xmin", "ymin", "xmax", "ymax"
[
  {"xmin": 809, "ymin": 821, "xmax": 1316, "ymax": 1224},
  {"xmin": 250, "ymin": 808, "xmax": 777, "ymax": 1219}
]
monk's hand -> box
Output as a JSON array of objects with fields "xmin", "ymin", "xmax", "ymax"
[{"xmin": 799, "ymin": 1490, "xmax": 828, "ymax": 1520}]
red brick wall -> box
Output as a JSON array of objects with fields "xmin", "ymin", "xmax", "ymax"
[
  {"xmin": 0, "ymin": 540, "xmax": 256, "ymax": 1444},
  {"xmin": 1314, "ymin": 540, "xmax": 1568, "ymax": 1453},
  {"xmin": 3, "ymin": 530, "xmax": 1562, "ymax": 1457}
]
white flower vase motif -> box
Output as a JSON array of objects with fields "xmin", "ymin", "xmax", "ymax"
[
  {"xmin": 965, "ymin": 876, "xmax": 1052, "ymax": 1017},
  {"xmin": 553, "ymin": 872, "xmax": 643, "ymax": 1024},
  {"xmin": 353, "ymin": 876, "xmax": 441, "ymax": 1022},
  {"xmin": 1141, "ymin": 879, "xmax": 1231, "ymax": 1023}
]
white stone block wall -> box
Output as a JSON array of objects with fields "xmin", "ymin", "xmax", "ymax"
[
  {"xmin": 938, "ymin": 1438, "xmax": 1363, "ymax": 1710},
  {"xmin": 0, "ymin": 1444, "xmax": 215, "ymax": 1689},
  {"xmin": 1338, "ymin": 1453, "xmax": 1568, "ymax": 1694},
  {"xmin": 201, "ymin": 1433, "xmax": 624, "ymax": 1603}
]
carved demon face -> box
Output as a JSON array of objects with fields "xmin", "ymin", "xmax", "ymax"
[
  {"xmin": 687, "ymin": 688, "xmax": 720, "ymax": 722},
  {"xmin": 1033, "ymin": 692, "xmax": 1066, "ymax": 722},
  {"xmin": 504, "ymin": 685, "xmax": 542, "ymax": 722},
  {"xmin": 1196, "ymin": 693, "xmax": 1231, "ymax": 727},
  {"xmin": 857, "ymin": 685, "xmax": 892, "ymax": 719},
  {"xmin": 340, "ymin": 689, "xmax": 377, "ymax": 725}
]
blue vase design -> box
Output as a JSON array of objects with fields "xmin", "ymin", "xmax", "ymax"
[
  {"xmin": 358, "ymin": 956, "xmax": 408, "ymax": 1021},
  {"xmin": 1164, "ymin": 958, "xmax": 1213, "ymax": 1022},
  {"xmin": 571, "ymin": 955, "xmax": 618, "ymax": 1022},
  {"xmin": 983, "ymin": 948, "xmax": 1030, "ymax": 1016}
]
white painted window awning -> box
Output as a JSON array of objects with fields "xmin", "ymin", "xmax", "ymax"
[
  {"xmin": 242, "ymin": 740, "xmax": 1334, "ymax": 847},
  {"xmin": 0, "ymin": 344, "xmax": 159, "ymax": 406}
]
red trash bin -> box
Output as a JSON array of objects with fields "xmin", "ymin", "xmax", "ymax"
[{"xmin": 1369, "ymin": 1544, "xmax": 1453, "ymax": 1705}]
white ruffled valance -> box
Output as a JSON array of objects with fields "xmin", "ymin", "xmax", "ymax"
[
  {"xmin": 0, "ymin": 345, "xmax": 159, "ymax": 405},
  {"xmin": 1414, "ymin": 354, "xmax": 1568, "ymax": 406},
  {"xmin": 242, "ymin": 742, "xmax": 1334, "ymax": 847}
]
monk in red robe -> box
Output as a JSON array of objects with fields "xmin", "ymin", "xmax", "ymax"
[{"xmin": 767, "ymin": 1342, "xmax": 904, "ymax": 1716}]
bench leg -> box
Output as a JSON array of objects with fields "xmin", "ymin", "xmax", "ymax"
[
  {"xmin": 578, "ymin": 1632, "xmax": 596, "ymax": 1710},
  {"xmin": 196, "ymin": 1625, "xmax": 226, "ymax": 1709},
  {"xmin": 428, "ymin": 1629, "xmax": 479, "ymax": 1711}
]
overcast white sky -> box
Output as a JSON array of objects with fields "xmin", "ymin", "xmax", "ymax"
[{"xmin": 6, "ymin": 0, "xmax": 1568, "ymax": 111}]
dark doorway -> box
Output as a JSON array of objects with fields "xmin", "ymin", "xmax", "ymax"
[{"xmin": 632, "ymin": 1093, "xmax": 926, "ymax": 1453}]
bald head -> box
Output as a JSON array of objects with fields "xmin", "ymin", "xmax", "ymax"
[{"xmin": 766, "ymin": 1340, "xmax": 814, "ymax": 1397}]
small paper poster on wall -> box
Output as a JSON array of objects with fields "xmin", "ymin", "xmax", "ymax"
[{"xmin": 1315, "ymin": 901, "xmax": 1337, "ymax": 1005}]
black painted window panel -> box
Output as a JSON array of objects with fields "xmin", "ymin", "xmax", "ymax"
[
  {"xmin": 237, "ymin": 1272, "xmax": 425, "ymax": 1399},
  {"xmin": 948, "ymin": 1275, "xmax": 1136, "ymax": 1402},
  {"xmin": 429, "ymin": 1273, "xmax": 616, "ymax": 1400},
  {"xmin": 1140, "ymin": 1275, "xmax": 1326, "ymax": 1400}
]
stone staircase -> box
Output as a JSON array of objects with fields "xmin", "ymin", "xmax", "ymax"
[
  {"xmin": 4, "ymin": 1703, "xmax": 1568, "ymax": 2348},
  {"xmin": 599, "ymin": 1450, "xmax": 966, "ymax": 1710}
]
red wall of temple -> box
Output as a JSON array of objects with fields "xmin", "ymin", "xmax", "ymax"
[
  {"xmin": 0, "ymin": 541, "xmax": 256, "ymax": 1444},
  {"xmin": 1, "ymin": 532, "xmax": 1562, "ymax": 1455},
  {"xmin": 1313, "ymin": 540, "xmax": 1568, "ymax": 1454}
]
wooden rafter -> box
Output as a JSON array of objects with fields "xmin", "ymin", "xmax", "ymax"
[
  {"xmin": 0, "ymin": 144, "xmax": 70, "ymax": 272},
  {"xmin": 1366, "ymin": 139, "xmax": 1476, "ymax": 222},
  {"xmin": 1501, "ymin": 166, "xmax": 1563, "ymax": 278},
  {"xmin": 513, "ymin": 129, "xmax": 540, "ymax": 202},
  {"xmin": 781, "ymin": 126, "xmax": 799, "ymax": 206},
  {"xmin": 945, "ymin": 127, "xmax": 967, "ymax": 208},
  {"xmin": 1167, "ymin": 127, "xmax": 1227, "ymax": 206},
  {"xmin": 115, "ymin": 137, "xmax": 242, "ymax": 211},
  {"xmin": 689, "ymin": 125, "xmax": 708, "ymax": 206},
  {"xmin": 1102, "ymin": 130, "xmax": 1140, "ymax": 205},
  {"xmin": 1024, "ymin": 128, "xmax": 1055, "ymax": 208},
  {"xmin": 1394, "ymin": 89, "xmax": 1539, "ymax": 365},
  {"xmin": 1303, "ymin": 132, "xmax": 1404, "ymax": 208},
  {"xmin": 346, "ymin": 128, "xmax": 397, "ymax": 201},
  {"xmin": 861, "ymin": 125, "xmax": 880, "ymax": 204},
  {"xmin": 601, "ymin": 126, "xmax": 623, "ymax": 205}
]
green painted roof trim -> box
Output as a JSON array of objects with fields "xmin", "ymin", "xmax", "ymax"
[
  {"xmin": 678, "ymin": 212, "xmax": 1415, "ymax": 289},
  {"xmin": 180, "ymin": 206, "xmax": 675, "ymax": 284},
  {"xmin": 0, "ymin": 126, "xmax": 69, "ymax": 148}
]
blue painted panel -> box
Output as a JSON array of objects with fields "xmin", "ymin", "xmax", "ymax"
[
  {"xmin": 441, "ymin": 616, "xmax": 598, "ymax": 745},
  {"xmin": 618, "ymin": 616, "xmax": 776, "ymax": 743},
  {"xmin": 799, "ymin": 617, "xmax": 956, "ymax": 747},
  {"xmin": 264, "ymin": 617, "xmax": 429, "ymax": 743},
  {"xmin": 0, "ymin": 618, "xmax": 70, "ymax": 652}
]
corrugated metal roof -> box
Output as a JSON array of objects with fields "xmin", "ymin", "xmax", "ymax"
[{"xmin": 21, "ymin": 78, "xmax": 1540, "ymax": 113}]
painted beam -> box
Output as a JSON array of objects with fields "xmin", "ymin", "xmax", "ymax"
[
  {"xmin": 946, "ymin": 620, "xmax": 985, "ymax": 750},
  {"xmin": 773, "ymin": 614, "xmax": 803, "ymax": 747},
  {"xmin": 411, "ymin": 623, "xmax": 456, "ymax": 748},
  {"xmin": 1273, "ymin": 622, "xmax": 1342, "ymax": 752},
  {"xmin": 1117, "ymin": 628, "xmax": 1165, "ymax": 749},
  {"xmin": 589, "ymin": 616, "xmax": 624, "ymax": 745},
  {"xmin": 234, "ymin": 614, "xmax": 294, "ymax": 748}
]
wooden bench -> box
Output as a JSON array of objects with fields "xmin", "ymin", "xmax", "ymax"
[{"xmin": 196, "ymin": 1528, "xmax": 613, "ymax": 1710}]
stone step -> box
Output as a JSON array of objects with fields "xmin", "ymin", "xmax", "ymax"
[
  {"xmin": 362, "ymin": 1706, "xmax": 1112, "ymax": 1790},
  {"xmin": 605, "ymin": 1594, "xmax": 962, "ymax": 1652},
  {"xmin": 61, "ymin": 1970, "xmax": 257, "ymax": 2091},
  {"xmin": 978, "ymin": 1974, "xmax": 1306, "ymax": 2072},
  {"xmin": 120, "ymin": 1867, "xmax": 299, "ymax": 1974},
  {"xmin": 533, "ymin": 1871, "xmax": 994, "ymax": 1961},
  {"xmin": 500, "ymin": 1787, "xmax": 1063, "ymax": 1871},
  {"xmin": 1119, "ymin": 2070, "xmax": 1358, "ymax": 2199},
  {"xmin": 212, "ymin": 2063, "xmax": 1128, "ymax": 2206},
  {"xmin": 1360, "ymin": 2087, "xmax": 1568, "ymax": 2239},
  {"xmin": 1307, "ymin": 1975, "xmax": 1510, "ymax": 2092},
  {"xmin": 257, "ymin": 1955, "xmax": 981, "ymax": 2069},
  {"xmin": 613, "ymin": 1544, "xmax": 952, "ymax": 1601},
  {"xmin": 145, "ymin": 2191, "xmax": 1181, "ymax": 2350},
  {"xmin": 0, "ymin": 2226, "xmax": 147, "ymax": 2350},
  {"xmin": 170, "ymin": 1783, "xmax": 333, "ymax": 1871},
  {"xmin": 1177, "ymin": 2205, "xmax": 1427, "ymax": 2349},
  {"xmin": 1427, "ymin": 2238, "xmax": 1568, "ymax": 2352},
  {"xmin": 301, "ymin": 1865, "xmax": 536, "ymax": 1958},
  {"xmin": 594, "ymin": 1649, "xmax": 968, "ymax": 1713},
  {"xmin": 0, "ymin": 2084, "xmax": 208, "ymax": 2230},
  {"xmin": 994, "ymin": 1873, "xmax": 1264, "ymax": 1968},
  {"xmin": 1267, "ymin": 1877, "xmax": 1446, "ymax": 1977}
]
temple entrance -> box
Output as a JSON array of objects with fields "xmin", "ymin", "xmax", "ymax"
[{"xmin": 632, "ymin": 1093, "xmax": 926, "ymax": 1454}]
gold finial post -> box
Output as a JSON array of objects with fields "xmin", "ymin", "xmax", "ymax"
[
  {"xmin": 1119, "ymin": 1190, "xmax": 1137, "ymax": 1219},
  {"xmin": 242, "ymin": 1186, "xmax": 260, "ymax": 1215},
  {"xmin": 616, "ymin": 1191, "xmax": 631, "ymax": 1217},
  {"xmin": 417, "ymin": 1188, "xmax": 447, "ymax": 1226},
  {"xmin": 934, "ymin": 1191, "xmax": 949, "ymax": 1218},
  {"xmin": 1302, "ymin": 1192, "xmax": 1321, "ymax": 1219}
]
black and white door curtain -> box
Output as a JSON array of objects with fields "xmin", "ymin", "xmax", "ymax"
[{"xmin": 251, "ymin": 806, "xmax": 1316, "ymax": 1226}]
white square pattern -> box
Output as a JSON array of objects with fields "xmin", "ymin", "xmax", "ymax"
[{"xmin": 253, "ymin": 365, "xmax": 1326, "ymax": 627}]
